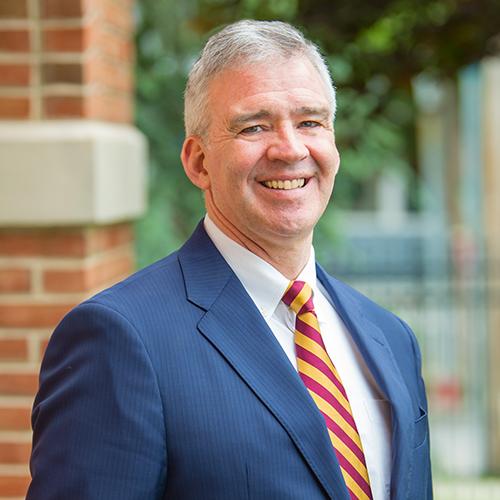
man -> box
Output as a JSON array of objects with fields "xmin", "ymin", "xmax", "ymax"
[{"xmin": 28, "ymin": 20, "xmax": 432, "ymax": 500}]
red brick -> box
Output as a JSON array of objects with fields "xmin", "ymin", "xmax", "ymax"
[
  {"xmin": 42, "ymin": 62, "xmax": 82, "ymax": 84},
  {"xmin": 43, "ymin": 95, "xmax": 84, "ymax": 118},
  {"xmin": 102, "ymin": 0, "xmax": 133, "ymax": 33},
  {"xmin": 0, "ymin": 339, "xmax": 28, "ymax": 360},
  {"xmin": 0, "ymin": 441, "xmax": 31, "ymax": 463},
  {"xmin": 0, "ymin": 64, "xmax": 30, "ymax": 86},
  {"xmin": 85, "ymin": 56, "xmax": 132, "ymax": 93},
  {"xmin": 0, "ymin": 96, "xmax": 30, "ymax": 119},
  {"xmin": 0, "ymin": 226, "xmax": 132, "ymax": 261},
  {"xmin": 81, "ymin": 0, "xmax": 104, "ymax": 16},
  {"xmin": 0, "ymin": 230, "xmax": 87, "ymax": 257},
  {"xmin": 43, "ymin": 27, "xmax": 86, "ymax": 52},
  {"xmin": 42, "ymin": 268, "xmax": 90, "ymax": 293},
  {"xmin": 87, "ymin": 91, "xmax": 132, "ymax": 123},
  {"xmin": 93, "ymin": 26, "xmax": 133, "ymax": 62},
  {"xmin": 40, "ymin": 338, "xmax": 50, "ymax": 358},
  {"xmin": 0, "ymin": 303, "xmax": 73, "ymax": 328},
  {"xmin": 43, "ymin": 252, "xmax": 133, "ymax": 292},
  {"xmin": 0, "ymin": 29, "xmax": 30, "ymax": 52},
  {"xmin": 95, "ymin": 252, "xmax": 132, "ymax": 282},
  {"xmin": 0, "ymin": 268, "xmax": 30, "ymax": 293},
  {"xmin": 41, "ymin": 0, "xmax": 83, "ymax": 18},
  {"xmin": 113, "ymin": 0, "xmax": 134, "ymax": 10},
  {"xmin": 0, "ymin": 407, "xmax": 31, "ymax": 430},
  {"xmin": 88, "ymin": 224, "xmax": 133, "ymax": 252},
  {"xmin": 0, "ymin": 2, "xmax": 28, "ymax": 19},
  {"xmin": 0, "ymin": 373, "xmax": 38, "ymax": 395},
  {"xmin": 0, "ymin": 475, "xmax": 31, "ymax": 496}
]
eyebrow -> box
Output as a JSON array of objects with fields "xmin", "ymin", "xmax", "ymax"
[
  {"xmin": 228, "ymin": 106, "xmax": 332, "ymax": 131},
  {"xmin": 294, "ymin": 106, "xmax": 332, "ymax": 121},
  {"xmin": 228, "ymin": 110, "xmax": 272, "ymax": 130}
]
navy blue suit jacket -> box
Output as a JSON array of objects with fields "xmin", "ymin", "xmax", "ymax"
[{"xmin": 28, "ymin": 222, "xmax": 432, "ymax": 499}]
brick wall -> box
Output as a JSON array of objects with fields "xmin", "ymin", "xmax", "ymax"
[
  {"xmin": 0, "ymin": 225, "xmax": 134, "ymax": 497},
  {"xmin": 0, "ymin": 1, "xmax": 143, "ymax": 499},
  {"xmin": 0, "ymin": 0, "xmax": 134, "ymax": 122}
]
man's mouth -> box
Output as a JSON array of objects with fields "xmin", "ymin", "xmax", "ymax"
[{"xmin": 261, "ymin": 178, "xmax": 307, "ymax": 190}]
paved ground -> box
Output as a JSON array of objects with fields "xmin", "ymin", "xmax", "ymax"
[{"xmin": 434, "ymin": 479, "xmax": 500, "ymax": 499}]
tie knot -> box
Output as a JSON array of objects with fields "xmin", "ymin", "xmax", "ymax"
[{"xmin": 282, "ymin": 280, "xmax": 315, "ymax": 315}]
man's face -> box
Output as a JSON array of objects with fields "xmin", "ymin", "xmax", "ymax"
[{"xmin": 186, "ymin": 56, "xmax": 340, "ymax": 247}]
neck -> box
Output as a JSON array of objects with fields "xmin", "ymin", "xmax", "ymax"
[{"xmin": 206, "ymin": 207, "xmax": 312, "ymax": 280}]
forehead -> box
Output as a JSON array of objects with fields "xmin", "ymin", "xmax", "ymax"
[{"xmin": 206, "ymin": 57, "xmax": 332, "ymax": 119}]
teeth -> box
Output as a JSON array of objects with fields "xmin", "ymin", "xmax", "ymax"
[{"xmin": 263, "ymin": 178, "xmax": 306, "ymax": 190}]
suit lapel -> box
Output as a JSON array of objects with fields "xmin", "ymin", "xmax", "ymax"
[
  {"xmin": 178, "ymin": 223, "xmax": 349, "ymax": 500},
  {"xmin": 317, "ymin": 265, "xmax": 414, "ymax": 499}
]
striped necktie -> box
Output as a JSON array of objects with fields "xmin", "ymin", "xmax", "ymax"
[{"xmin": 282, "ymin": 280, "xmax": 372, "ymax": 500}]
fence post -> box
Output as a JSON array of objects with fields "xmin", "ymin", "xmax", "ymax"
[{"xmin": 482, "ymin": 56, "xmax": 500, "ymax": 474}]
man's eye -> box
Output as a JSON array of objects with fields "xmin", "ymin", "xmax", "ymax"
[
  {"xmin": 300, "ymin": 121, "xmax": 321, "ymax": 128},
  {"xmin": 240, "ymin": 125, "xmax": 263, "ymax": 134}
]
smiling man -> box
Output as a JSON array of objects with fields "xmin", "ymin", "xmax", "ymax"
[
  {"xmin": 181, "ymin": 55, "xmax": 338, "ymax": 279},
  {"xmin": 28, "ymin": 20, "xmax": 432, "ymax": 500}
]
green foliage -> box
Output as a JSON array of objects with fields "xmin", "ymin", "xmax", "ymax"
[
  {"xmin": 134, "ymin": 0, "xmax": 499, "ymax": 268},
  {"xmin": 135, "ymin": 0, "xmax": 205, "ymax": 268}
]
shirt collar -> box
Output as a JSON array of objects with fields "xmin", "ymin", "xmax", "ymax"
[{"xmin": 204, "ymin": 215, "xmax": 318, "ymax": 319}]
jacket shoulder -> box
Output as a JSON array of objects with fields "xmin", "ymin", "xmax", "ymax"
[{"xmin": 85, "ymin": 250, "xmax": 184, "ymax": 313}]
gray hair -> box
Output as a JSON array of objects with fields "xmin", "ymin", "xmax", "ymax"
[{"xmin": 184, "ymin": 20, "xmax": 336, "ymax": 137}]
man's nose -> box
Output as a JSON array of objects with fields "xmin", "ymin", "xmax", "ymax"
[{"xmin": 266, "ymin": 125, "xmax": 309, "ymax": 163}]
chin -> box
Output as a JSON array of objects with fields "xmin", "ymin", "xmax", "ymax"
[{"xmin": 264, "ymin": 220, "xmax": 315, "ymax": 240}]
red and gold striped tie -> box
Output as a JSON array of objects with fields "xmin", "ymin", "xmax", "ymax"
[{"xmin": 282, "ymin": 280, "xmax": 372, "ymax": 500}]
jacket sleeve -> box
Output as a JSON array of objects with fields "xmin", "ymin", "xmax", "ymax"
[
  {"xmin": 400, "ymin": 317, "xmax": 433, "ymax": 500},
  {"xmin": 27, "ymin": 301, "xmax": 167, "ymax": 500}
]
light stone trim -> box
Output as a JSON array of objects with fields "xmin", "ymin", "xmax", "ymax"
[{"xmin": 0, "ymin": 120, "xmax": 147, "ymax": 226}]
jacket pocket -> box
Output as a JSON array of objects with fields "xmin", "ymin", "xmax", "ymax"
[{"xmin": 413, "ymin": 405, "xmax": 428, "ymax": 449}]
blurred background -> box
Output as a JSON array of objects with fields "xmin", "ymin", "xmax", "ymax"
[
  {"xmin": 0, "ymin": 0, "xmax": 499, "ymax": 498},
  {"xmin": 135, "ymin": 1, "xmax": 500, "ymax": 494}
]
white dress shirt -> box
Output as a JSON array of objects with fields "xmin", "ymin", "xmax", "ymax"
[{"xmin": 204, "ymin": 215, "xmax": 392, "ymax": 499}]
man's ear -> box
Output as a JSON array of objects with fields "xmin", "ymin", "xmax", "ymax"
[{"xmin": 181, "ymin": 136, "xmax": 210, "ymax": 190}]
